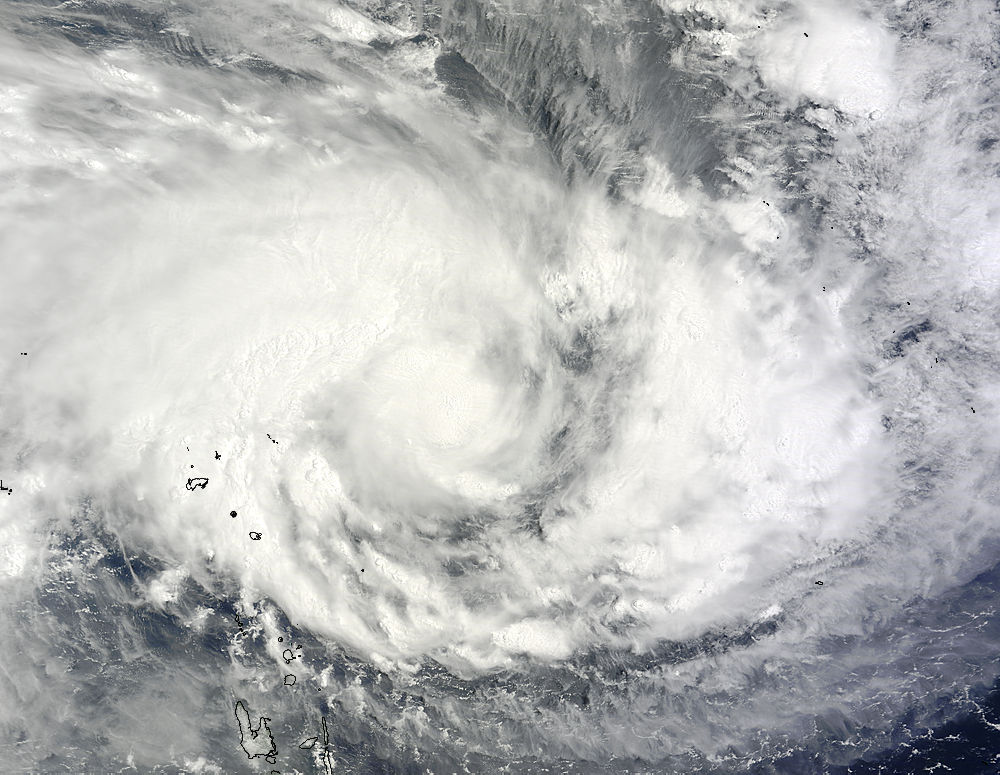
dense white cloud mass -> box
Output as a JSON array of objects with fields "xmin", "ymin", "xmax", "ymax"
[{"xmin": 0, "ymin": 0, "xmax": 999, "ymax": 772}]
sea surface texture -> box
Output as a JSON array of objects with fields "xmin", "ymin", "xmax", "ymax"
[{"xmin": 1, "ymin": 0, "xmax": 1000, "ymax": 772}]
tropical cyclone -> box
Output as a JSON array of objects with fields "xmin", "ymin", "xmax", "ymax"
[{"xmin": 1, "ymin": 0, "xmax": 999, "ymax": 771}]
